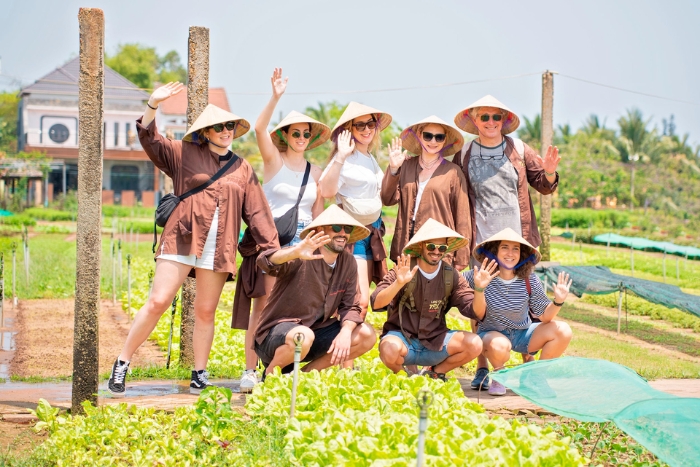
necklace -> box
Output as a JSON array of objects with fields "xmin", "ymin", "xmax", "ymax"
[{"xmin": 419, "ymin": 155, "xmax": 440, "ymax": 170}]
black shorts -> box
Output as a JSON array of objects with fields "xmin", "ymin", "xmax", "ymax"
[{"xmin": 255, "ymin": 320, "xmax": 342, "ymax": 373}]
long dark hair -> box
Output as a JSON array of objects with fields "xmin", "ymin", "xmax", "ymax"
[{"xmin": 480, "ymin": 240, "xmax": 536, "ymax": 280}]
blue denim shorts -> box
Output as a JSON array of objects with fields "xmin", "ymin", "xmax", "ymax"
[
  {"xmin": 353, "ymin": 217, "xmax": 382, "ymax": 260},
  {"xmin": 382, "ymin": 330, "xmax": 457, "ymax": 367},
  {"xmin": 478, "ymin": 323, "xmax": 541, "ymax": 355},
  {"xmin": 283, "ymin": 220, "xmax": 309, "ymax": 248}
]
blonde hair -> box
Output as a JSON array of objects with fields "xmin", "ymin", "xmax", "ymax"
[{"xmin": 329, "ymin": 114, "xmax": 382, "ymax": 160}]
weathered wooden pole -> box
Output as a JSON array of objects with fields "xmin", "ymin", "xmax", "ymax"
[
  {"xmin": 179, "ymin": 26, "xmax": 210, "ymax": 367},
  {"xmin": 72, "ymin": 7, "xmax": 104, "ymax": 414},
  {"xmin": 539, "ymin": 71, "xmax": 554, "ymax": 261}
]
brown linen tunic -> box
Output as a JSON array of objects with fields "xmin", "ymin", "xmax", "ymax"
[
  {"xmin": 454, "ymin": 136, "xmax": 559, "ymax": 252},
  {"xmin": 381, "ymin": 157, "xmax": 471, "ymax": 266},
  {"xmin": 254, "ymin": 247, "xmax": 363, "ymax": 345},
  {"xmin": 137, "ymin": 117, "xmax": 279, "ymax": 278},
  {"xmin": 370, "ymin": 263, "xmax": 478, "ymax": 351}
]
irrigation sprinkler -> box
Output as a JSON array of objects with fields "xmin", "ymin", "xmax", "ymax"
[
  {"xmin": 111, "ymin": 241, "xmax": 116, "ymax": 306},
  {"xmin": 11, "ymin": 242, "xmax": 16, "ymax": 308},
  {"xmin": 23, "ymin": 227, "xmax": 29, "ymax": 285},
  {"xmin": 617, "ymin": 286, "xmax": 624, "ymax": 334},
  {"xmin": 126, "ymin": 254, "xmax": 132, "ymax": 322},
  {"xmin": 416, "ymin": 389, "xmax": 434, "ymax": 467},
  {"xmin": 290, "ymin": 332, "xmax": 305, "ymax": 418},
  {"xmin": 166, "ymin": 294, "xmax": 178, "ymax": 369},
  {"xmin": 118, "ymin": 239, "xmax": 122, "ymax": 290}
]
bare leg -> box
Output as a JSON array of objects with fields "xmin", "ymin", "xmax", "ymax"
[
  {"xmin": 379, "ymin": 335, "xmax": 409, "ymax": 373},
  {"xmin": 481, "ymin": 331, "xmax": 512, "ymax": 370},
  {"xmin": 471, "ymin": 319, "xmax": 489, "ymax": 370},
  {"xmin": 527, "ymin": 321, "xmax": 572, "ymax": 360},
  {"xmin": 192, "ymin": 269, "xmax": 228, "ymax": 371},
  {"xmin": 265, "ymin": 326, "xmax": 315, "ymax": 374},
  {"xmin": 344, "ymin": 258, "xmax": 372, "ymax": 369},
  {"xmin": 118, "ymin": 259, "xmax": 192, "ymax": 362},
  {"xmin": 304, "ymin": 323, "xmax": 377, "ymax": 372},
  {"xmin": 246, "ymin": 274, "xmax": 276, "ymax": 370},
  {"xmin": 433, "ymin": 331, "xmax": 483, "ymax": 374}
]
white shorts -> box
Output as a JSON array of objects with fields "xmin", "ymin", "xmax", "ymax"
[{"xmin": 158, "ymin": 207, "xmax": 218, "ymax": 270}]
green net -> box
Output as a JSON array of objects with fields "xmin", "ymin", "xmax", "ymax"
[
  {"xmin": 536, "ymin": 265, "xmax": 700, "ymax": 318},
  {"xmin": 593, "ymin": 233, "xmax": 700, "ymax": 259},
  {"xmin": 492, "ymin": 358, "xmax": 700, "ymax": 467}
]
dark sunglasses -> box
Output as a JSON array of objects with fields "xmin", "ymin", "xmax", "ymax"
[
  {"xmin": 331, "ymin": 225, "xmax": 354, "ymax": 234},
  {"xmin": 211, "ymin": 121, "xmax": 236, "ymax": 132},
  {"xmin": 479, "ymin": 114, "xmax": 503, "ymax": 122},
  {"xmin": 426, "ymin": 243, "xmax": 448, "ymax": 253},
  {"xmin": 291, "ymin": 130, "xmax": 312, "ymax": 139},
  {"xmin": 352, "ymin": 119, "xmax": 377, "ymax": 131},
  {"xmin": 421, "ymin": 131, "xmax": 446, "ymax": 143}
]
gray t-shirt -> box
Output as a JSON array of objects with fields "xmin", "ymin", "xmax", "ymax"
[{"xmin": 468, "ymin": 140, "xmax": 522, "ymax": 244}]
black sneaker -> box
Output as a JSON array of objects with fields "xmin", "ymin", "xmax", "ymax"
[
  {"xmin": 470, "ymin": 367, "xmax": 491, "ymax": 390},
  {"xmin": 190, "ymin": 370, "xmax": 214, "ymax": 394},
  {"xmin": 419, "ymin": 367, "xmax": 447, "ymax": 382},
  {"xmin": 108, "ymin": 359, "xmax": 130, "ymax": 397}
]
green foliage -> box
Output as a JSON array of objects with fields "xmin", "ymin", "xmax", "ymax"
[
  {"xmin": 105, "ymin": 43, "xmax": 186, "ymax": 90},
  {"xmin": 102, "ymin": 205, "xmax": 155, "ymax": 219},
  {"xmin": 0, "ymin": 91, "xmax": 20, "ymax": 154},
  {"xmin": 0, "ymin": 214, "xmax": 36, "ymax": 227},
  {"xmin": 552, "ymin": 208, "xmax": 629, "ymax": 229},
  {"xmin": 518, "ymin": 113, "xmax": 541, "ymax": 151},
  {"xmin": 23, "ymin": 208, "xmax": 74, "ymax": 222}
]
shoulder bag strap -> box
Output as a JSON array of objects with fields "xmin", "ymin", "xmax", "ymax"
[
  {"xmin": 179, "ymin": 153, "xmax": 240, "ymax": 202},
  {"xmin": 293, "ymin": 162, "xmax": 311, "ymax": 208}
]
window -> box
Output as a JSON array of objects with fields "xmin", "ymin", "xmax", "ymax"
[
  {"xmin": 173, "ymin": 131, "xmax": 185, "ymax": 140},
  {"xmin": 114, "ymin": 122, "xmax": 119, "ymax": 147},
  {"xmin": 48, "ymin": 123, "xmax": 70, "ymax": 143},
  {"xmin": 110, "ymin": 165, "xmax": 140, "ymax": 193}
]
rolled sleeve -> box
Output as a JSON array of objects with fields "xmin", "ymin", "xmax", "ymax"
[
  {"xmin": 136, "ymin": 117, "xmax": 180, "ymax": 179},
  {"xmin": 450, "ymin": 273, "xmax": 478, "ymax": 321},
  {"xmin": 524, "ymin": 143, "xmax": 559, "ymax": 194},
  {"xmin": 380, "ymin": 167, "xmax": 401, "ymax": 206},
  {"xmin": 256, "ymin": 248, "xmax": 292, "ymax": 277},
  {"xmin": 338, "ymin": 274, "xmax": 363, "ymax": 324}
]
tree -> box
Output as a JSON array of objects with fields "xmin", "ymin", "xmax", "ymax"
[
  {"xmin": 517, "ymin": 114, "xmax": 541, "ymax": 150},
  {"xmin": 0, "ymin": 91, "xmax": 20, "ymax": 155},
  {"xmin": 105, "ymin": 44, "xmax": 187, "ymax": 90}
]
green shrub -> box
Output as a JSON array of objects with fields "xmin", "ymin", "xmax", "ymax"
[
  {"xmin": 551, "ymin": 208, "xmax": 629, "ymax": 229},
  {"xmin": 24, "ymin": 207, "xmax": 75, "ymax": 221},
  {"xmin": 0, "ymin": 214, "xmax": 36, "ymax": 226}
]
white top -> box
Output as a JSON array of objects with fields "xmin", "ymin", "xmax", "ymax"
[
  {"xmin": 418, "ymin": 261, "xmax": 441, "ymax": 280},
  {"xmin": 263, "ymin": 161, "xmax": 316, "ymax": 222},
  {"xmin": 412, "ymin": 178, "xmax": 430, "ymax": 221},
  {"xmin": 323, "ymin": 150, "xmax": 383, "ymax": 204}
]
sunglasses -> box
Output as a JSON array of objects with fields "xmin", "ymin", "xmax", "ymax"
[
  {"xmin": 479, "ymin": 114, "xmax": 503, "ymax": 122},
  {"xmin": 211, "ymin": 121, "xmax": 236, "ymax": 132},
  {"xmin": 331, "ymin": 225, "xmax": 354, "ymax": 234},
  {"xmin": 351, "ymin": 119, "xmax": 377, "ymax": 131},
  {"xmin": 426, "ymin": 243, "xmax": 448, "ymax": 253},
  {"xmin": 291, "ymin": 130, "xmax": 312, "ymax": 139},
  {"xmin": 421, "ymin": 131, "xmax": 446, "ymax": 143}
]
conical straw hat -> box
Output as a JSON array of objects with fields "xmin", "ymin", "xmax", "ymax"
[
  {"xmin": 183, "ymin": 104, "xmax": 250, "ymax": 142},
  {"xmin": 472, "ymin": 227, "xmax": 541, "ymax": 264},
  {"xmin": 331, "ymin": 102, "xmax": 392, "ymax": 137},
  {"xmin": 270, "ymin": 111, "xmax": 331, "ymax": 151},
  {"xmin": 300, "ymin": 204, "xmax": 370, "ymax": 244},
  {"xmin": 403, "ymin": 218, "xmax": 468, "ymax": 256},
  {"xmin": 453, "ymin": 95, "xmax": 520, "ymax": 135},
  {"xmin": 400, "ymin": 115, "xmax": 464, "ymax": 157}
]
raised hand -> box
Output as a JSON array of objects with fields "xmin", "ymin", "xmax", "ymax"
[
  {"xmin": 388, "ymin": 137, "xmax": 408, "ymax": 171},
  {"xmin": 294, "ymin": 229, "xmax": 330, "ymax": 261},
  {"xmin": 473, "ymin": 258, "xmax": 500, "ymax": 290},
  {"xmin": 394, "ymin": 254, "xmax": 418, "ymax": 286},
  {"xmin": 336, "ymin": 130, "xmax": 355, "ymax": 161},
  {"xmin": 542, "ymin": 145, "xmax": 561, "ymax": 175},
  {"xmin": 270, "ymin": 67, "xmax": 288, "ymax": 99},
  {"xmin": 149, "ymin": 82, "xmax": 185, "ymax": 106},
  {"xmin": 552, "ymin": 271, "xmax": 572, "ymax": 304}
]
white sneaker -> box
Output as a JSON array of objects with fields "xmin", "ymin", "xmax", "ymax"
[{"xmin": 239, "ymin": 369, "xmax": 259, "ymax": 393}]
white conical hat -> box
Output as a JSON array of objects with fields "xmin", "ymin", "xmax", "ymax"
[
  {"xmin": 453, "ymin": 95, "xmax": 520, "ymax": 135},
  {"xmin": 473, "ymin": 227, "xmax": 541, "ymax": 264},
  {"xmin": 403, "ymin": 218, "xmax": 468, "ymax": 257},
  {"xmin": 331, "ymin": 101, "xmax": 392, "ymax": 137},
  {"xmin": 400, "ymin": 115, "xmax": 464, "ymax": 157},
  {"xmin": 270, "ymin": 111, "xmax": 331, "ymax": 151},
  {"xmin": 183, "ymin": 104, "xmax": 250, "ymax": 142},
  {"xmin": 300, "ymin": 204, "xmax": 370, "ymax": 244}
]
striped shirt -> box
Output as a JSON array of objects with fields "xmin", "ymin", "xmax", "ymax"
[{"xmin": 463, "ymin": 270, "xmax": 550, "ymax": 332}]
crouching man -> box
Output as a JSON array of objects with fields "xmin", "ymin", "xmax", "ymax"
[
  {"xmin": 255, "ymin": 205, "xmax": 377, "ymax": 375},
  {"xmin": 371, "ymin": 219, "xmax": 484, "ymax": 380}
]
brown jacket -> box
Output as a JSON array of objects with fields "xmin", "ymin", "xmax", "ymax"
[
  {"xmin": 454, "ymin": 137, "xmax": 559, "ymax": 252},
  {"xmin": 137, "ymin": 117, "xmax": 279, "ymax": 278},
  {"xmin": 370, "ymin": 263, "xmax": 478, "ymax": 351},
  {"xmin": 381, "ymin": 157, "xmax": 471, "ymax": 266},
  {"xmin": 254, "ymin": 247, "xmax": 363, "ymax": 345}
]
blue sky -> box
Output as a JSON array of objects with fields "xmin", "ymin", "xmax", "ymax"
[{"xmin": 2, "ymin": 0, "xmax": 698, "ymax": 146}]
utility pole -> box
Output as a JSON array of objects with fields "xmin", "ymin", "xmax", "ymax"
[
  {"xmin": 540, "ymin": 70, "xmax": 554, "ymax": 261},
  {"xmin": 179, "ymin": 26, "xmax": 210, "ymax": 367},
  {"xmin": 72, "ymin": 8, "xmax": 104, "ymax": 414}
]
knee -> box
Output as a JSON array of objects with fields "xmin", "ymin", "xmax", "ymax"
[
  {"xmin": 358, "ymin": 324, "xmax": 377, "ymax": 349},
  {"xmin": 484, "ymin": 337, "xmax": 510, "ymax": 356},
  {"xmin": 555, "ymin": 321, "xmax": 573, "ymax": 343},
  {"xmin": 145, "ymin": 295, "xmax": 172, "ymax": 317},
  {"xmin": 379, "ymin": 339, "xmax": 404, "ymax": 364}
]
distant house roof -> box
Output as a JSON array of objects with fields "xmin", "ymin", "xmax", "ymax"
[
  {"xmin": 19, "ymin": 57, "xmax": 150, "ymax": 101},
  {"xmin": 158, "ymin": 87, "xmax": 230, "ymax": 115}
]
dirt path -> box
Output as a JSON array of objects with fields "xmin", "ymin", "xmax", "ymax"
[{"xmin": 11, "ymin": 299, "xmax": 164, "ymax": 378}]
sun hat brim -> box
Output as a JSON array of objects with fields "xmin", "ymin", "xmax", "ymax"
[
  {"xmin": 300, "ymin": 204, "xmax": 370, "ymax": 244},
  {"xmin": 183, "ymin": 104, "xmax": 250, "ymax": 142},
  {"xmin": 403, "ymin": 218, "xmax": 468, "ymax": 257},
  {"xmin": 472, "ymin": 227, "xmax": 541, "ymax": 264},
  {"xmin": 331, "ymin": 102, "xmax": 392, "ymax": 138},
  {"xmin": 400, "ymin": 115, "xmax": 464, "ymax": 157},
  {"xmin": 453, "ymin": 95, "xmax": 520, "ymax": 135},
  {"xmin": 270, "ymin": 111, "xmax": 331, "ymax": 151}
]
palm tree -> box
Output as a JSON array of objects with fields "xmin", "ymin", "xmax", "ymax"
[{"xmin": 517, "ymin": 114, "xmax": 541, "ymax": 150}]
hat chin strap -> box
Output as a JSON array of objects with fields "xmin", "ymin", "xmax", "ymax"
[
  {"xmin": 476, "ymin": 247, "xmax": 536, "ymax": 271},
  {"xmin": 205, "ymin": 137, "xmax": 229, "ymax": 149}
]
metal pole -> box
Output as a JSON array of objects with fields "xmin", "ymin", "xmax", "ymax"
[
  {"xmin": 126, "ymin": 254, "xmax": 131, "ymax": 322},
  {"xmin": 62, "ymin": 162, "xmax": 67, "ymax": 197},
  {"xmin": 166, "ymin": 293, "xmax": 178, "ymax": 369},
  {"xmin": 117, "ymin": 239, "xmax": 122, "ymax": 291},
  {"xmin": 617, "ymin": 288, "xmax": 623, "ymax": 334},
  {"xmin": 676, "ymin": 256, "xmax": 680, "ymax": 280},
  {"xmin": 290, "ymin": 332, "xmax": 305, "ymax": 418},
  {"xmin": 539, "ymin": 70, "xmax": 554, "ymax": 262},
  {"xmin": 416, "ymin": 389, "xmax": 434, "ymax": 467},
  {"xmin": 112, "ymin": 242, "xmax": 116, "ymax": 305},
  {"xmin": 578, "ymin": 241, "xmax": 583, "ymax": 264},
  {"xmin": 11, "ymin": 243, "xmax": 16, "ymax": 309},
  {"xmin": 630, "ymin": 244, "xmax": 634, "ymax": 277},
  {"xmin": 23, "ymin": 227, "xmax": 29, "ymax": 285},
  {"xmin": 606, "ymin": 234, "xmax": 610, "ymax": 257},
  {"xmin": 0, "ymin": 253, "xmax": 4, "ymax": 327},
  {"xmin": 662, "ymin": 251, "xmax": 667, "ymax": 283},
  {"xmin": 571, "ymin": 232, "xmax": 576, "ymax": 251}
]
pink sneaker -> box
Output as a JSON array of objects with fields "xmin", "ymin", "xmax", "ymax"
[{"xmin": 488, "ymin": 380, "xmax": 507, "ymax": 396}]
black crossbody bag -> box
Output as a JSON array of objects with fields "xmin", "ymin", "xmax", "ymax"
[
  {"xmin": 274, "ymin": 162, "xmax": 311, "ymax": 245},
  {"xmin": 153, "ymin": 154, "xmax": 239, "ymax": 253}
]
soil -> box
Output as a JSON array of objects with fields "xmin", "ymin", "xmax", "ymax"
[{"xmin": 11, "ymin": 299, "xmax": 164, "ymax": 378}]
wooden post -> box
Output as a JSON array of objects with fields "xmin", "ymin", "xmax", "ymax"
[
  {"xmin": 72, "ymin": 7, "xmax": 104, "ymax": 414},
  {"xmin": 179, "ymin": 26, "xmax": 210, "ymax": 368},
  {"xmin": 539, "ymin": 70, "xmax": 554, "ymax": 261}
]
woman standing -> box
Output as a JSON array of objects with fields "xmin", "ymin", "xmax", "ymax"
[
  {"xmin": 382, "ymin": 115, "xmax": 470, "ymax": 271},
  {"xmin": 235, "ymin": 68, "xmax": 330, "ymax": 393},
  {"xmin": 319, "ymin": 102, "xmax": 393, "ymax": 322},
  {"xmin": 108, "ymin": 82, "xmax": 279, "ymax": 396},
  {"xmin": 453, "ymin": 94, "xmax": 561, "ymax": 390}
]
